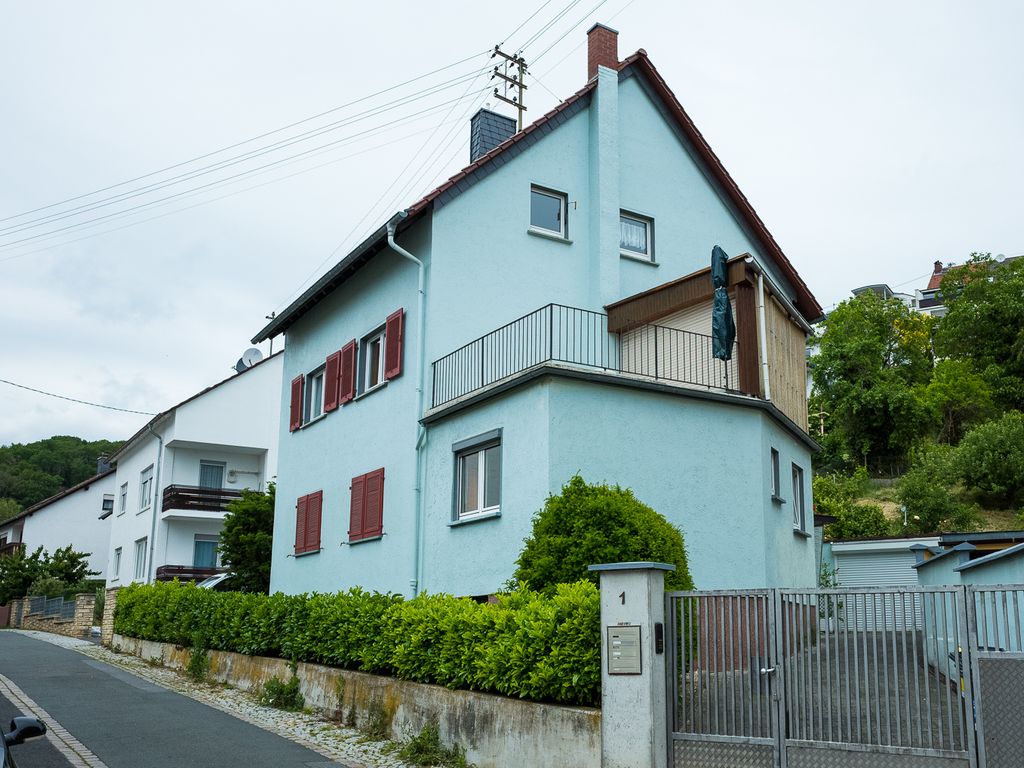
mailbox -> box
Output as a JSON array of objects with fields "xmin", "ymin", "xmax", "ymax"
[{"xmin": 607, "ymin": 625, "xmax": 642, "ymax": 675}]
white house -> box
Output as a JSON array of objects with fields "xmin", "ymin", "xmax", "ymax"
[
  {"xmin": 104, "ymin": 353, "xmax": 282, "ymax": 586},
  {"xmin": 0, "ymin": 469, "xmax": 115, "ymax": 578}
]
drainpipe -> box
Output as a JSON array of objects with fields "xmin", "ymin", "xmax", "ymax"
[
  {"xmin": 145, "ymin": 422, "xmax": 165, "ymax": 584},
  {"xmin": 385, "ymin": 211, "xmax": 428, "ymax": 596}
]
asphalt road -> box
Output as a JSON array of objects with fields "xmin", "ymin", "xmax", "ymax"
[
  {"xmin": 0, "ymin": 690, "xmax": 70, "ymax": 768},
  {"xmin": 0, "ymin": 632, "xmax": 340, "ymax": 768}
]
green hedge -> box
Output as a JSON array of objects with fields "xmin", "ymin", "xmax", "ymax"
[{"xmin": 114, "ymin": 580, "xmax": 600, "ymax": 706}]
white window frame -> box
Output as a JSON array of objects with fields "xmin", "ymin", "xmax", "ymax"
[
  {"xmin": 619, "ymin": 211, "xmax": 653, "ymax": 261},
  {"xmin": 529, "ymin": 186, "xmax": 567, "ymax": 238},
  {"xmin": 112, "ymin": 547, "xmax": 122, "ymax": 579},
  {"xmin": 303, "ymin": 366, "xmax": 326, "ymax": 423},
  {"xmin": 118, "ymin": 482, "xmax": 128, "ymax": 515},
  {"xmin": 770, "ymin": 448, "xmax": 782, "ymax": 501},
  {"xmin": 359, "ymin": 327, "xmax": 387, "ymax": 395},
  {"xmin": 453, "ymin": 430, "xmax": 502, "ymax": 522},
  {"xmin": 139, "ymin": 466, "xmax": 154, "ymax": 512},
  {"xmin": 792, "ymin": 464, "xmax": 806, "ymax": 532},
  {"xmin": 133, "ymin": 537, "xmax": 148, "ymax": 581}
]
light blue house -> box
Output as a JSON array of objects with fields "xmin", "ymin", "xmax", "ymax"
[{"xmin": 253, "ymin": 25, "xmax": 823, "ymax": 598}]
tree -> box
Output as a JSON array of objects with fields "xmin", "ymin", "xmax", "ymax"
[
  {"xmin": 956, "ymin": 412, "xmax": 1024, "ymax": 510},
  {"xmin": 935, "ymin": 253, "xmax": 1024, "ymax": 411},
  {"xmin": 897, "ymin": 444, "xmax": 981, "ymax": 534},
  {"xmin": 0, "ymin": 545, "xmax": 96, "ymax": 604},
  {"xmin": 920, "ymin": 359, "xmax": 994, "ymax": 444},
  {"xmin": 0, "ymin": 497, "xmax": 20, "ymax": 522},
  {"xmin": 514, "ymin": 475, "xmax": 693, "ymax": 591},
  {"xmin": 218, "ymin": 483, "xmax": 275, "ymax": 593},
  {"xmin": 815, "ymin": 469, "xmax": 892, "ymax": 539},
  {"xmin": 0, "ymin": 436, "xmax": 123, "ymax": 508},
  {"xmin": 810, "ymin": 292, "xmax": 934, "ymax": 470}
]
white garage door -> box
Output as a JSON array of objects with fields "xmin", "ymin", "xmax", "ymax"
[{"xmin": 834, "ymin": 550, "xmax": 923, "ymax": 631}]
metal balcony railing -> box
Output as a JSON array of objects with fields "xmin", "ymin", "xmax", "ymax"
[
  {"xmin": 161, "ymin": 485, "xmax": 242, "ymax": 514},
  {"xmin": 430, "ymin": 303, "xmax": 737, "ymax": 408}
]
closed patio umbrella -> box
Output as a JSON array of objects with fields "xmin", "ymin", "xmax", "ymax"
[{"xmin": 711, "ymin": 245, "xmax": 736, "ymax": 360}]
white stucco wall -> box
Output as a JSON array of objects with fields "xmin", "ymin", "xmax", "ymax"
[
  {"xmin": 19, "ymin": 472, "xmax": 115, "ymax": 579},
  {"xmin": 105, "ymin": 354, "xmax": 282, "ymax": 586}
]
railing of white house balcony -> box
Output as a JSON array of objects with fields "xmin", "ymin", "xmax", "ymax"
[
  {"xmin": 161, "ymin": 485, "xmax": 243, "ymax": 513},
  {"xmin": 431, "ymin": 304, "xmax": 737, "ymax": 409}
]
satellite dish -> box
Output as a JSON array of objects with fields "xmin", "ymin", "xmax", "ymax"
[{"xmin": 234, "ymin": 347, "xmax": 264, "ymax": 373}]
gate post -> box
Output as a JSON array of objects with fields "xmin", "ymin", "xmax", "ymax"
[{"xmin": 589, "ymin": 562, "xmax": 674, "ymax": 768}]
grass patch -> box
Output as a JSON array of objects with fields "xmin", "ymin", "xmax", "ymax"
[
  {"xmin": 397, "ymin": 722, "xmax": 473, "ymax": 767},
  {"xmin": 186, "ymin": 646, "xmax": 209, "ymax": 681},
  {"xmin": 259, "ymin": 674, "xmax": 305, "ymax": 711}
]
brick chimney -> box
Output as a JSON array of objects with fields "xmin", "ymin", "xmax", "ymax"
[
  {"xmin": 587, "ymin": 23, "xmax": 619, "ymax": 80},
  {"xmin": 933, "ymin": 260, "xmax": 943, "ymax": 274}
]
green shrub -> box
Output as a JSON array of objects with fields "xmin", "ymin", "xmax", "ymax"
[
  {"xmin": 514, "ymin": 475, "xmax": 693, "ymax": 591},
  {"xmin": 186, "ymin": 644, "xmax": 209, "ymax": 681},
  {"xmin": 397, "ymin": 722, "xmax": 471, "ymax": 767},
  {"xmin": 113, "ymin": 579, "xmax": 601, "ymax": 706},
  {"xmin": 259, "ymin": 674, "xmax": 304, "ymax": 711},
  {"xmin": 956, "ymin": 411, "xmax": 1024, "ymax": 509},
  {"xmin": 897, "ymin": 444, "xmax": 981, "ymax": 533},
  {"xmin": 26, "ymin": 575, "xmax": 67, "ymax": 598}
]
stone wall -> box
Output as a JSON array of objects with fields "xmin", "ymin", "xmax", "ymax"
[
  {"xmin": 14, "ymin": 593, "xmax": 95, "ymax": 639},
  {"xmin": 101, "ymin": 587, "xmax": 120, "ymax": 646},
  {"xmin": 113, "ymin": 634, "xmax": 601, "ymax": 768}
]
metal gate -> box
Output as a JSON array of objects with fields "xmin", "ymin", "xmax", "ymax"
[{"xmin": 666, "ymin": 586, "xmax": 999, "ymax": 768}]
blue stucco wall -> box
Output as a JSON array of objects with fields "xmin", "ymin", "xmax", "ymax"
[
  {"xmin": 269, "ymin": 221, "xmax": 430, "ymax": 597},
  {"xmin": 268, "ymin": 60, "xmax": 817, "ymax": 598},
  {"xmin": 421, "ymin": 376, "xmax": 816, "ymax": 595}
]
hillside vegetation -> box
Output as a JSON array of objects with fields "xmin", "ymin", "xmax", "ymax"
[
  {"xmin": 0, "ymin": 436, "xmax": 123, "ymax": 520},
  {"xmin": 811, "ymin": 253, "xmax": 1023, "ymax": 538}
]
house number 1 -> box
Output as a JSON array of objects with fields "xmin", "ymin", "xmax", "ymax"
[{"xmin": 619, "ymin": 591, "xmax": 626, "ymax": 605}]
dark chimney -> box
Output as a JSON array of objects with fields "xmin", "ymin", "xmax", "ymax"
[
  {"xmin": 469, "ymin": 108, "xmax": 516, "ymax": 163},
  {"xmin": 933, "ymin": 260, "xmax": 943, "ymax": 274},
  {"xmin": 587, "ymin": 23, "xmax": 619, "ymax": 80},
  {"xmin": 96, "ymin": 455, "xmax": 111, "ymax": 474}
]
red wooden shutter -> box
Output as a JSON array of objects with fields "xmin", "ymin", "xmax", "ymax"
[
  {"xmin": 289, "ymin": 375, "xmax": 304, "ymax": 432},
  {"xmin": 349, "ymin": 474, "xmax": 366, "ymax": 541},
  {"xmin": 384, "ymin": 309, "xmax": 405, "ymax": 380},
  {"xmin": 339, "ymin": 340, "xmax": 357, "ymax": 404},
  {"xmin": 363, "ymin": 468, "xmax": 385, "ymax": 537},
  {"xmin": 294, "ymin": 494, "xmax": 308, "ymax": 553},
  {"xmin": 306, "ymin": 491, "xmax": 323, "ymax": 552},
  {"xmin": 324, "ymin": 351, "xmax": 341, "ymax": 413}
]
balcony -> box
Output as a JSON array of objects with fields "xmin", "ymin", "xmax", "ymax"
[
  {"xmin": 154, "ymin": 564, "xmax": 227, "ymax": 583},
  {"xmin": 161, "ymin": 484, "xmax": 242, "ymax": 521},
  {"xmin": 0, "ymin": 541, "xmax": 24, "ymax": 559},
  {"xmin": 430, "ymin": 304, "xmax": 738, "ymax": 410}
]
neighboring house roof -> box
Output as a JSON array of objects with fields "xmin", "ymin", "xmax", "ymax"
[
  {"xmin": 1, "ymin": 468, "xmax": 115, "ymax": 527},
  {"xmin": 253, "ymin": 49, "xmax": 822, "ymax": 344},
  {"xmin": 955, "ymin": 541, "xmax": 1024, "ymax": 572},
  {"xmin": 107, "ymin": 350, "xmax": 283, "ymax": 465}
]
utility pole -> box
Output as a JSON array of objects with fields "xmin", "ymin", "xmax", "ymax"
[{"xmin": 491, "ymin": 45, "xmax": 528, "ymax": 130}]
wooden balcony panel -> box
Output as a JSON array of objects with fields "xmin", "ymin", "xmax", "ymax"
[
  {"xmin": 154, "ymin": 565, "xmax": 227, "ymax": 582},
  {"xmin": 161, "ymin": 484, "xmax": 243, "ymax": 513}
]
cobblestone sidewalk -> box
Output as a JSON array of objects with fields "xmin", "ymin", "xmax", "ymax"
[{"xmin": 8, "ymin": 630, "xmax": 413, "ymax": 768}]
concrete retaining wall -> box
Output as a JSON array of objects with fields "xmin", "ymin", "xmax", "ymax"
[{"xmin": 113, "ymin": 634, "xmax": 600, "ymax": 768}]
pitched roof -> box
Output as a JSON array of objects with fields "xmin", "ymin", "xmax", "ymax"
[
  {"xmin": 253, "ymin": 49, "xmax": 821, "ymax": 343},
  {"xmin": 107, "ymin": 350, "xmax": 283, "ymax": 464},
  {"xmin": 1, "ymin": 468, "xmax": 115, "ymax": 527}
]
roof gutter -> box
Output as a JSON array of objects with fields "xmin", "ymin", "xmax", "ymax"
[
  {"xmin": 145, "ymin": 423, "xmax": 165, "ymax": 585},
  {"xmin": 385, "ymin": 211, "xmax": 428, "ymax": 597}
]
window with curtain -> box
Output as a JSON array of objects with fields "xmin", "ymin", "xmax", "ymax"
[
  {"xmin": 198, "ymin": 461, "xmax": 225, "ymax": 489},
  {"xmin": 193, "ymin": 535, "xmax": 219, "ymax": 568},
  {"xmin": 619, "ymin": 213, "xmax": 652, "ymax": 259}
]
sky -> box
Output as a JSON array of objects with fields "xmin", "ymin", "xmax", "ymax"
[{"xmin": 1, "ymin": 1, "xmax": 1021, "ymax": 446}]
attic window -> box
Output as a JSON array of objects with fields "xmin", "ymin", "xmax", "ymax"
[{"xmin": 530, "ymin": 186, "xmax": 566, "ymax": 238}]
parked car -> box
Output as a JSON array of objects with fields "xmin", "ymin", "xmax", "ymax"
[
  {"xmin": 196, "ymin": 572, "xmax": 235, "ymax": 591},
  {"xmin": 2, "ymin": 716, "xmax": 46, "ymax": 768}
]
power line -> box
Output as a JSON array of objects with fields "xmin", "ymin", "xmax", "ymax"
[
  {"xmin": 0, "ymin": 378, "xmax": 157, "ymax": 416},
  {"xmin": 0, "ymin": 88, "xmax": 491, "ymax": 253},
  {"xmin": 0, "ymin": 116, "xmax": 471, "ymax": 263},
  {"xmin": 0, "ymin": 48, "xmax": 490, "ymax": 226},
  {"xmin": 0, "ymin": 68, "xmax": 491, "ymax": 240}
]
